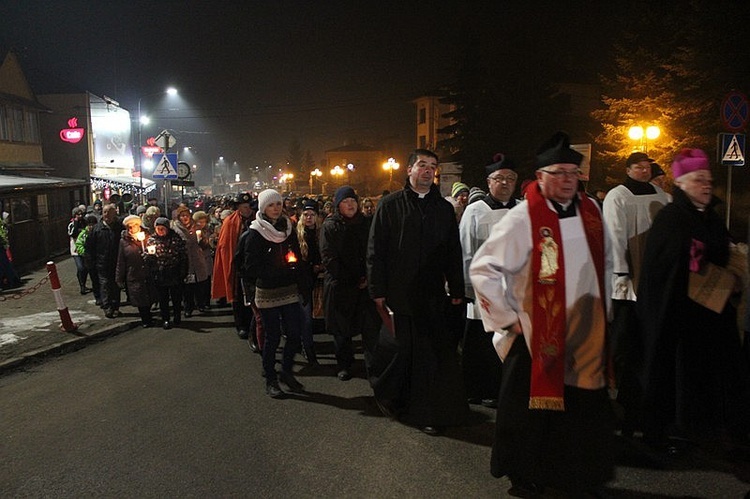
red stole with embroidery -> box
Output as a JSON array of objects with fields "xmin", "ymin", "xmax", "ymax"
[{"xmin": 526, "ymin": 181, "xmax": 604, "ymax": 411}]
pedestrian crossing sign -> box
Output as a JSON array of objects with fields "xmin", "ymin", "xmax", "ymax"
[
  {"xmin": 152, "ymin": 153, "xmax": 179, "ymax": 179},
  {"xmin": 719, "ymin": 133, "xmax": 745, "ymax": 167}
]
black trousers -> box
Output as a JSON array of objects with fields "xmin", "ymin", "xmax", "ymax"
[
  {"xmin": 610, "ymin": 299, "xmax": 642, "ymax": 432},
  {"xmin": 491, "ymin": 338, "xmax": 615, "ymax": 493},
  {"xmin": 462, "ymin": 318, "xmax": 502, "ymax": 401},
  {"xmin": 98, "ymin": 270, "xmax": 120, "ymax": 311},
  {"xmin": 368, "ymin": 297, "xmax": 468, "ymax": 428},
  {"xmin": 156, "ymin": 284, "xmax": 183, "ymax": 323}
]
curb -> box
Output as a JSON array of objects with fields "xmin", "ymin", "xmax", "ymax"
[{"xmin": 0, "ymin": 319, "xmax": 142, "ymax": 375}]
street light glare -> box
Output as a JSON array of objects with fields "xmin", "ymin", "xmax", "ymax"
[
  {"xmin": 628, "ymin": 126, "xmax": 644, "ymax": 141},
  {"xmin": 166, "ymin": 87, "xmax": 178, "ymax": 96},
  {"xmin": 646, "ymin": 125, "xmax": 660, "ymax": 140},
  {"xmin": 140, "ymin": 115, "xmax": 150, "ymax": 126}
]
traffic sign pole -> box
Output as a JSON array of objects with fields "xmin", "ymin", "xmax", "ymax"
[
  {"xmin": 718, "ymin": 132, "xmax": 746, "ymax": 229},
  {"xmin": 726, "ymin": 165, "xmax": 732, "ymax": 229}
]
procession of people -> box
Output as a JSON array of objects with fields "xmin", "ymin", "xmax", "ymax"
[{"xmin": 56, "ymin": 137, "xmax": 750, "ymax": 497}]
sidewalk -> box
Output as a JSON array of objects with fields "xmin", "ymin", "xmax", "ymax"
[{"xmin": 0, "ymin": 255, "xmax": 140, "ymax": 373}]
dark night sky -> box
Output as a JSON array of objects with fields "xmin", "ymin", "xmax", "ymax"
[{"xmin": 0, "ymin": 0, "xmax": 625, "ymax": 181}]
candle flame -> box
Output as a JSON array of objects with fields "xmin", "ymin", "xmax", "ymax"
[
  {"xmin": 286, "ymin": 250, "xmax": 297, "ymax": 263},
  {"xmin": 136, "ymin": 232, "xmax": 146, "ymax": 241}
]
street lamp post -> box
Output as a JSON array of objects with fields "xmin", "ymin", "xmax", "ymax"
[
  {"xmin": 628, "ymin": 125, "xmax": 660, "ymax": 154},
  {"xmin": 280, "ymin": 173, "xmax": 294, "ymax": 194},
  {"xmin": 137, "ymin": 87, "xmax": 178, "ymax": 204},
  {"xmin": 382, "ymin": 157, "xmax": 400, "ymax": 190},
  {"xmin": 309, "ymin": 168, "xmax": 322, "ymax": 194},
  {"xmin": 330, "ymin": 165, "xmax": 344, "ymax": 187}
]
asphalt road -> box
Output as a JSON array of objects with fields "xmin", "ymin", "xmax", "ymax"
[{"xmin": 2, "ymin": 307, "xmax": 749, "ymax": 498}]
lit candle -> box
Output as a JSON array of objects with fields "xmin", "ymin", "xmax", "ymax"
[
  {"xmin": 286, "ymin": 250, "xmax": 297, "ymax": 264},
  {"xmin": 147, "ymin": 244, "xmax": 156, "ymax": 255},
  {"xmin": 196, "ymin": 229, "xmax": 202, "ymax": 241},
  {"xmin": 136, "ymin": 231, "xmax": 146, "ymax": 252}
]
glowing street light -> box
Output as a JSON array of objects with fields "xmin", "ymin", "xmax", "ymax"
[
  {"xmin": 280, "ymin": 173, "xmax": 294, "ymax": 192},
  {"xmin": 137, "ymin": 87, "xmax": 178, "ymax": 203},
  {"xmin": 331, "ymin": 165, "xmax": 345, "ymax": 185},
  {"xmin": 309, "ymin": 168, "xmax": 322, "ymax": 194},
  {"xmin": 628, "ymin": 125, "xmax": 660, "ymax": 153},
  {"xmin": 382, "ymin": 157, "xmax": 400, "ymax": 189}
]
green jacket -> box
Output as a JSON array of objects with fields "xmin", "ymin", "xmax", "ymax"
[{"xmin": 75, "ymin": 227, "xmax": 90, "ymax": 255}]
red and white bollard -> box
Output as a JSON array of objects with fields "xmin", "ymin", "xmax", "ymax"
[{"xmin": 47, "ymin": 261, "xmax": 78, "ymax": 332}]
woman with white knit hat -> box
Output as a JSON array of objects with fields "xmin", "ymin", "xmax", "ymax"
[{"xmin": 238, "ymin": 189, "xmax": 305, "ymax": 398}]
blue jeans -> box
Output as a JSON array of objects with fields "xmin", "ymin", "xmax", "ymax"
[{"xmin": 260, "ymin": 302, "xmax": 302, "ymax": 381}]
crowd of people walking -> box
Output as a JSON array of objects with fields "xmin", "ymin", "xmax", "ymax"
[{"xmin": 63, "ymin": 135, "xmax": 750, "ymax": 497}]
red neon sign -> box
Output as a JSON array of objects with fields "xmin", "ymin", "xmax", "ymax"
[
  {"xmin": 141, "ymin": 137, "xmax": 164, "ymax": 158},
  {"xmin": 60, "ymin": 117, "xmax": 84, "ymax": 144}
]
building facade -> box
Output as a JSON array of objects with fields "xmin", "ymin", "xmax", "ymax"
[{"xmin": 0, "ymin": 51, "xmax": 88, "ymax": 270}]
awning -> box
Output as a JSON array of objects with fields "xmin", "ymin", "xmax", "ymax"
[
  {"xmin": 0, "ymin": 174, "xmax": 88, "ymax": 195},
  {"xmin": 90, "ymin": 174, "xmax": 157, "ymax": 195}
]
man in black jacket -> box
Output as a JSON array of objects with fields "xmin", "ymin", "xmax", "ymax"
[
  {"xmin": 367, "ymin": 149, "xmax": 467, "ymax": 435},
  {"xmin": 85, "ymin": 203, "xmax": 123, "ymax": 318}
]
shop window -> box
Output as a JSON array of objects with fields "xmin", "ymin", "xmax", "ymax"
[
  {"xmin": 37, "ymin": 194, "xmax": 49, "ymax": 220},
  {"xmin": 10, "ymin": 198, "xmax": 32, "ymax": 223}
]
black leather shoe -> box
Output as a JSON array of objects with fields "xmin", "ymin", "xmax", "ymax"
[
  {"xmin": 266, "ymin": 380, "xmax": 284, "ymax": 398},
  {"xmin": 184, "ymin": 310, "xmax": 193, "ymax": 318},
  {"xmin": 337, "ymin": 369, "xmax": 352, "ymax": 381},
  {"xmin": 237, "ymin": 329, "xmax": 249, "ymax": 339},
  {"xmin": 375, "ymin": 397, "xmax": 398, "ymax": 419},
  {"xmin": 420, "ymin": 426, "xmax": 442, "ymax": 436},
  {"xmin": 163, "ymin": 321, "xmax": 172, "ymax": 330},
  {"xmin": 508, "ymin": 476, "xmax": 544, "ymax": 498},
  {"xmin": 279, "ymin": 371, "xmax": 305, "ymax": 393},
  {"xmin": 248, "ymin": 337, "xmax": 260, "ymax": 353}
]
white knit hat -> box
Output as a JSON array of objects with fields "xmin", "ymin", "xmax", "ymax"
[{"xmin": 257, "ymin": 189, "xmax": 282, "ymax": 213}]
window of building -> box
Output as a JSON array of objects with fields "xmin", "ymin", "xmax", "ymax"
[
  {"xmin": 418, "ymin": 107, "xmax": 426, "ymax": 124},
  {"xmin": 0, "ymin": 106, "xmax": 8, "ymax": 141},
  {"xmin": 24, "ymin": 110, "xmax": 40, "ymax": 143},
  {"xmin": 419, "ymin": 135, "xmax": 427, "ymax": 149},
  {"xmin": 10, "ymin": 197, "xmax": 32, "ymax": 223},
  {"xmin": 37, "ymin": 194, "xmax": 49, "ymax": 220},
  {"xmin": 0, "ymin": 105, "xmax": 41, "ymax": 143},
  {"xmin": 10, "ymin": 107, "xmax": 24, "ymax": 142}
]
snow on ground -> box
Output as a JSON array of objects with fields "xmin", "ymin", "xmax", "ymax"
[{"xmin": 0, "ymin": 310, "xmax": 102, "ymax": 336}]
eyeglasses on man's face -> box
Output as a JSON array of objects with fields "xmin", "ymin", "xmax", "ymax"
[
  {"xmin": 538, "ymin": 169, "xmax": 581, "ymax": 178},
  {"xmin": 488, "ymin": 175, "xmax": 517, "ymax": 183}
]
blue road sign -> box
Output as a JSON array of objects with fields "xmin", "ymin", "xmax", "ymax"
[
  {"xmin": 719, "ymin": 133, "xmax": 745, "ymax": 167},
  {"xmin": 152, "ymin": 153, "xmax": 178, "ymax": 179}
]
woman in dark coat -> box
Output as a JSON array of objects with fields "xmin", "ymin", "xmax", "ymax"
[
  {"xmin": 296, "ymin": 198, "xmax": 323, "ymax": 365},
  {"xmin": 144, "ymin": 217, "xmax": 188, "ymax": 329},
  {"xmin": 637, "ymin": 148, "xmax": 750, "ymax": 452},
  {"xmin": 116, "ymin": 215, "xmax": 156, "ymax": 327},
  {"xmin": 320, "ymin": 186, "xmax": 380, "ymax": 381}
]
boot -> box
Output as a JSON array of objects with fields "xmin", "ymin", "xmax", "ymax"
[
  {"xmin": 80, "ymin": 284, "xmax": 89, "ymax": 295},
  {"xmin": 303, "ymin": 345, "xmax": 319, "ymax": 366}
]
